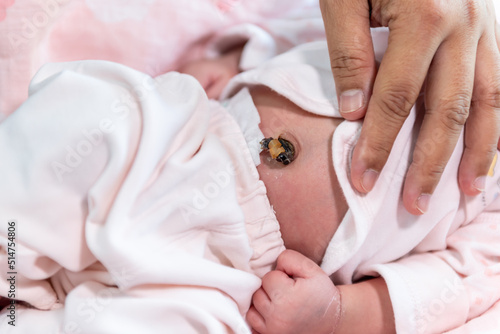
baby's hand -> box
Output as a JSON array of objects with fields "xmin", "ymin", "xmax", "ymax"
[
  {"xmin": 247, "ymin": 250, "xmax": 342, "ymax": 334},
  {"xmin": 178, "ymin": 46, "xmax": 243, "ymax": 100}
]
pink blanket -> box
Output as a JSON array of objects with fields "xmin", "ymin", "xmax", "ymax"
[{"xmin": 0, "ymin": 0, "xmax": 320, "ymax": 119}]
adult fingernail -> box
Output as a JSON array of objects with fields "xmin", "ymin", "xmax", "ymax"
[
  {"xmin": 340, "ymin": 89, "xmax": 364, "ymax": 113},
  {"xmin": 488, "ymin": 154, "xmax": 497, "ymax": 177},
  {"xmin": 361, "ymin": 169, "xmax": 379, "ymax": 193},
  {"xmin": 416, "ymin": 194, "xmax": 431, "ymax": 214},
  {"xmin": 473, "ymin": 176, "xmax": 486, "ymax": 192}
]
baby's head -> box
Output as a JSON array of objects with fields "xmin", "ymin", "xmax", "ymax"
[{"xmin": 251, "ymin": 85, "xmax": 348, "ymax": 265}]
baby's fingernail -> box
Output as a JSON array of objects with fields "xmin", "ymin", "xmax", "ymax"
[
  {"xmin": 473, "ymin": 176, "xmax": 486, "ymax": 192},
  {"xmin": 416, "ymin": 194, "xmax": 431, "ymax": 214},
  {"xmin": 361, "ymin": 169, "xmax": 379, "ymax": 193},
  {"xmin": 340, "ymin": 89, "xmax": 364, "ymax": 113}
]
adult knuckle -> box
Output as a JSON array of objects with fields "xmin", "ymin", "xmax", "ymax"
[
  {"xmin": 425, "ymin": 163, "xmax": 447, "ymax": 180},
  {"xmin": 482, "ymin": 83, "xmax": 500, "ymax": 110},
  {"xmin": 376, "ymin": 86, "xmax": 415, "ymax": 121},
  {"xmin": 473, "ymin": 66, "xmax": 500, "ymax": 109},
  {"xmin": 439, "ymin": 95, "xmax": 470, "ymax": 132},
  {"xmin": 364, "ymin": 137, "xmax": 392, "ymax": 158},
  {"xmin": 329, "ymin": 46, "xmax": 371, "ymax": 79},
  {"xmin": 417, "ymin": 0, "xmax": 484, "ymax": 32},
  {"xmin": 418, "ymin": 0, "xmax": 447, "ymax": 29},
  {"xmin": 462, "ymin": 0, "xmax": 483, "ymax": 27}
]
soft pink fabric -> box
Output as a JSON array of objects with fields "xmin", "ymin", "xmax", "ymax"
[
  {"xmin": 0, "ymin": 0, "xmax": 321, "ymax": 120},
  {"xmin": 0, "ymin": 61, "xmax": 284, "ymax": 333}
]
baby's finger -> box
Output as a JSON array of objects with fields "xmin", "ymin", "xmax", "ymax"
[
  {"xmin": 246, "ymin": 306, "xmax": 266, "ymax": 334},
  {"xmin": 275, "ymin": 249, "xmax": 322, "ymax": 279},
  {"xmin": 251, "ymin": 288, "xmax": 272, "ymax": 316},
  {"xmin": 261, "ymin": 270, "xmax": 293, "ymax": 301}
]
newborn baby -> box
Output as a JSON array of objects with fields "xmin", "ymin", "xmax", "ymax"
[{"xmin": 1, "ymin": 39, "xmax": 499, "ymax": 334}]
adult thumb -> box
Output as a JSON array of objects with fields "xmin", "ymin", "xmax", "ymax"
[{"xmin": 320, "ymin": 0, "xmax": 376, "ymax": 120}]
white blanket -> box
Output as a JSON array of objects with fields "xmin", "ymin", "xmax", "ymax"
[{"xmin": 0, "ymin": 61, "xmax": 283, "ymax": 333}]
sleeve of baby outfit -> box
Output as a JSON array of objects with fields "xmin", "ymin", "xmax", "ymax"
[
  {"xmin": 443, "ymin": 299, "xmax": 500, "ymax": 334},
  {"xmin": 370, "ymin": 206, "xmax": 500, "ymax": 334},
  {"xmin": 205, "ymin": 0, "xmax": 325, "ymax": 71}
]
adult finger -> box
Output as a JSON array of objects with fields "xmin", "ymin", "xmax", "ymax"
[
  {"xmin": 350, "ymin": 11, "xmax": 443, "ymax": 195},
  {"xmin": 459, "ymin": 25, "xmax": 500, "ymax": 195},
  {"xmin": 319, "ymin": 0, "xmax": 375, "ymax": 120},
  {"xmin": 496, "ymin": 22, "xmax": 500, "ymax": 151},
  {"xmin": 404, "ymin": 30, "xmax": 477, "ymax": 214}
]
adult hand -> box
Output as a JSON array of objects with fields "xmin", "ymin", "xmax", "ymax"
[{"xmin": 320, "ymin": 0, "xmax": 500, "ymax": 215}]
